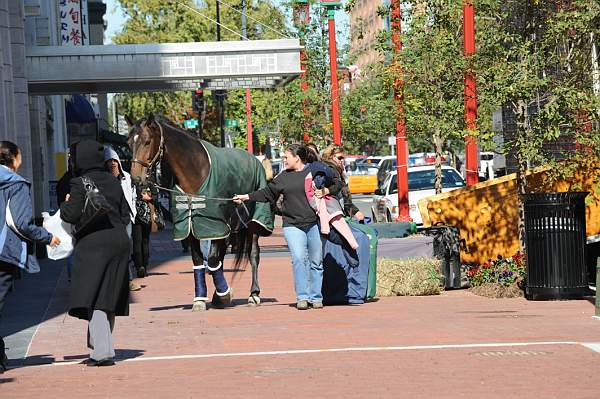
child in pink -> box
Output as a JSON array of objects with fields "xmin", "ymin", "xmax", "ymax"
[{"xmin": 304, "ymin": 163, "xmax": 359, "ymax": 250}]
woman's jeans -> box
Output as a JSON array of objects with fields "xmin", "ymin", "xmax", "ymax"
[{"xmin": 283, "ymin": 223, "xmax": 323, "ymax": 302}]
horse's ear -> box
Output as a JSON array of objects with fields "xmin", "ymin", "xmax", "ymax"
[
  {"xmin": 146, "ymin": 113, "xmax": 155, "ymax": 125},
  {"xmin": 125, "ymin": 114, "xmax": 135, "ymax": 127}
]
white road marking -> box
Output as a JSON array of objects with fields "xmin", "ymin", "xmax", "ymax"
[
  {"xmin": 28, "ymin": 340, "xmax": 600, "ymax": 369},
  {"xmin": 581, "ymin": 343, "xmax": 600, "ymax": 353}
]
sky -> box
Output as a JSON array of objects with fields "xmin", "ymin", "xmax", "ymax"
[{"xmin": 104, "ymin": 0, "xmax": 349, "ymax": 45}]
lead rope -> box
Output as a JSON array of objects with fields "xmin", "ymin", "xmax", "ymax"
[{"xmin": 150, "ymin": 182, "xmax": 251, "ymax": 229}]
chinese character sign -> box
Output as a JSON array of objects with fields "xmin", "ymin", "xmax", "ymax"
[{"xmin": 59, "ymin": 0, "xmax": 89, "ymax": 46}]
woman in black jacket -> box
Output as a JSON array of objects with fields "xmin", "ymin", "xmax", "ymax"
[{"xmin": 60, "ymin": 140, "xmax": 130, "ymax": 367}]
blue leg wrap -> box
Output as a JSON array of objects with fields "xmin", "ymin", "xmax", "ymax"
[{"xmin": 193, "ymin": 265, "xmax": 208, "ymax": 300}]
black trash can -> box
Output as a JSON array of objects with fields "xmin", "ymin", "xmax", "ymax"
[
  {"xmin": 523, "ymin": 192, "xmax": 589, "ymax": 300},
  {"xmin": 422, "ymin": 226, "xmax": 462, "ymax": 289}
]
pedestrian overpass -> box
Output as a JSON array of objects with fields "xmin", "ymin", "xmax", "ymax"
[{"xmin": 25, "ymin": 39, "xmax": 302, "ymax": 94}]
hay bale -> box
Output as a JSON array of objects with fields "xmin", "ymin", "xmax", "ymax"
[
  {"xmin": 469, "ymin": 283, "xmax": 524, "ymax": 298},
  {"xmin": 377, "ymin": 257, "xmax": 442, "ymax": 297}
]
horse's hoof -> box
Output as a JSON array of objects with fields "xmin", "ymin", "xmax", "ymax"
[
  {"xmin": 248, "ymin": 295, "xmax": 261, "ymax": 307},
  {"xmin": 211, "ymin": 290, "xmax": 232, "ymax": 308},
  {"xmin": 192, "ymin": 300, "xmax": 207, "ymax": 312}
]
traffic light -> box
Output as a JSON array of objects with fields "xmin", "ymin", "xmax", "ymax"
[{"xmin": 192, "ymin": 88, "xmax": 204, "ymax": 113}]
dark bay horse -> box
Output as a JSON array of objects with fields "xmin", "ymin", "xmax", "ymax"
[{"xmin": 127, "ymin": 114, "xmax": 273, "ymax": 311}]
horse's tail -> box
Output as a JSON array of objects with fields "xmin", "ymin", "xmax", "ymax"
[{"xmin": 230, "ymin": 224, "xmax": 256, "ymax": 269}]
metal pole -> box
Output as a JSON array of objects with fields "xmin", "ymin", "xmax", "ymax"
[
  {"xmin": 463, "ymin": 1, "xmax": 479, "ymax": 186},
  {"xmin": 216, "ymin": 0, "xmax": 225, "ymax": 147},
  {"xmin": 242, "ymin": 0, "xmax": 253, "ymax": 153},
  {"xmin": 301, "ymin": 49, "xmax": 310, "ymax": 143},
  {"xmin": 324, "ymin": 5, "xmax": 342, "ymax": 145},
  {"xmin": 246, "ymin": 89, "xmax": 253, "ymax": 153},
  {"xmin": 294, "ymin": 1, "xmax": 311, "ymax": 142},
  {"xmin": 216, "ymin": 0, "xmax": 221, "ymax": 41},
  {"xmin": 391, "ymin": 0, "xmax": 410, "ymax": 222}
]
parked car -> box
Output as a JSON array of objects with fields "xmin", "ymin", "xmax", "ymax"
[
  {"xmin": 347, "ymin": 162, "xmax": 379, "ymax": 194},
  {"xmin": 377, "ymin": 157, "xmax": 397, "ymax": 189},
  {"xmin": 371, "ymin": 165, "xmax": 466, "ymax": 224},
  {"xmin": 378, "ymin": 154, "xmax": 452, "ymax": 189}
]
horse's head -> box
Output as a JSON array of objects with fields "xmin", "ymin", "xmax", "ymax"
[{"xmin": 126, "ymin": 114, "xmax": 163, "ymax": 186}]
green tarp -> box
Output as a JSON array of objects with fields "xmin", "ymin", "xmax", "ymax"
[{"xmin": 170, "ymin": 140, "xmax": 274, "ymax": 241}]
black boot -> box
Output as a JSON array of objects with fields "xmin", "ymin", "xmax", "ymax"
[{"xmin": 136, "ymin": 266, "xmax": 147, "ymax": 278}]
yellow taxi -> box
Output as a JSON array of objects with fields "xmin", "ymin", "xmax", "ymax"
[{"xmin": 347, "ymin": 158, "xmax": 381, "ymax": 194}]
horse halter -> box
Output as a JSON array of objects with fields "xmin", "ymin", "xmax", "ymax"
[{"xmin": 132, "ymin": 120, "xmax": 165, "ymax": 182}]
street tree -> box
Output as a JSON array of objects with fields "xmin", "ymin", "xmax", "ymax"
[{"xmin": 474, "ymin": 0, "xmax": 600, "ymax": 246}]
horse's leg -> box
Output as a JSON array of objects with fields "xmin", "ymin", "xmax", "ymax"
[
  {"xmin": 248, "ymin": 233, "xmax": 261, "ymax": 306},
  {"xmin": 208, "ymin": 239, "xmax": 232, "ymax": 307},
  {"xmin": 190, "ymin": 236, "xmax": 207, "ymax": 311}
]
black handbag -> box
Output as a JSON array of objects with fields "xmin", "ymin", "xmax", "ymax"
[
  {"xmin": 135, "ymin": 199, "xmax": 151, "ymax": 226},
  {"xmin": 72, "ymin": 176, "xmax": 113, "ymax": 239}
]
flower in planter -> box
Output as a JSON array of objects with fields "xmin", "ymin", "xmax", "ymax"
[{"xmin": 467, "ymin": 252, "xmax": 527, "ymax": 288}]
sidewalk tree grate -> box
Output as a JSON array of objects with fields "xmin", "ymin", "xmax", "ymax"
[{"xmin": 470, "ymin": 350, "xmax": 551, "ymax": 357}]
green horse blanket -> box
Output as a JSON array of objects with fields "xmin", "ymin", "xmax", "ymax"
[{"xmin": 170, "ymin": 140, "xmax": 274, "ymax": 241}]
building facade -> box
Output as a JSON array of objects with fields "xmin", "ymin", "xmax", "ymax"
[
  {"xmin": 1, "ymin": 0, "xmax": 106, "ymax": 215},
  {"xmin": 349, "ymin": 0, "xmax": 390, "ymax": 70}
]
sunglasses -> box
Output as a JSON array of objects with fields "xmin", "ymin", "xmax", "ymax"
[{"xmin": 336, "ymin": 156, "xmax": 345, "ymax": 161}]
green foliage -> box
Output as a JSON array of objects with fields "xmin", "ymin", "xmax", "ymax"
[
  {"xmin": 474, "ymin": 0, "xmax": 600, "ymax": 186},
  {"xmin": 113, "ymin": 0, "xmax": 289, "ymax": 146},
  {"xmin": 340, "ymin": 65, "xmax": 396, "ymax": 154}
]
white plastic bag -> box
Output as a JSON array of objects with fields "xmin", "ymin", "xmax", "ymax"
[{"xmin": 42, "ymin": 210, "xmax": 74, "ymax": 260}]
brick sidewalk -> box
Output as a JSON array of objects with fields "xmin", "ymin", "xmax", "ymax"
[{"xmin": 2, "ymin": 232, "xmax": 600, "ymax": 398}]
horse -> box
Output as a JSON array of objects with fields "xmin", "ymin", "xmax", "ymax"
[{"xmin": 126, "ymin": 114, "xmax": 273, "ymax": 311}]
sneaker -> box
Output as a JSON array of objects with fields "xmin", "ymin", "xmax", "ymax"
[
  {"xmin": 296, "ymin": 300, "xmax": 309, "ymax": 310},
  {"xmin": 129, "ymin": 282, "xmax": 142, "ymax": 291},
  {"xmin": 311, "ymin": 301, "xmax": 323, "ymax": 309}
]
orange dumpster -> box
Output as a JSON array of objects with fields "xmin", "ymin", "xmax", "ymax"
[{"xmin": 417, "ymin": 167, "xmax": 600, "ymax": 265}]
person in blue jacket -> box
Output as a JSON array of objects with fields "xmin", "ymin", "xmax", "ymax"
[{"xmin": 0, "ymin": 141, "xmax": 60, "ymax": 373}]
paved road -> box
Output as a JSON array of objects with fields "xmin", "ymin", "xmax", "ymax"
[
  {"xmin": 352, "ymin": 194, "xmax": 374, "ymax": 220},
  {"xmin": 2, "ymin": 226, "xmax": 600, "ymax": 398}
]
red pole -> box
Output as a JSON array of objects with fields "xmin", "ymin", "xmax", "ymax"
[
  {"xmin": 463, "ymin": 1, "xmax": 479, "ymax": 186},
  {"xmin": 246, "ymin": 88, "xmax": 253, "ymax": 154},
  {"xmin": 391, "ymin": 0, "xmax": 410, "ymax": 222},
  {"xmin": 326, "ymin": 8, "xmax": 342, "ymax": 146},
  {"xmin": 300, "ymin": 49, "xmax": 310, "ymax": 143}
]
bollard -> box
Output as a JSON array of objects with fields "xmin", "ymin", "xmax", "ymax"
[{"xmin": 596, "ymin": 257, "xmax": 600, "ymax": 318}]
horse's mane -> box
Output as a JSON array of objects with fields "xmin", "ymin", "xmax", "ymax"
[{"xmin": 153, "ymin": 114, "xmax": 203, "ymax": 148}]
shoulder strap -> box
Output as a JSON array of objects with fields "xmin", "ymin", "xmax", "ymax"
[
  {"xmin": 5, "ymin": 198, "xmax": 29, "ymax": 241},
  {"xmin": 81, "ymin": 176, "xmax": 98, "ymax": 193}
]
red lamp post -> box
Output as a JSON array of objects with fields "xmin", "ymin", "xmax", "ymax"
[
  {"xmin": 293, "ymin": 0, "xmax": 311, "ymax": 143},
  {"xmin": 391, "ymin": 0, "xmax": 410, "ymax": 222},
  {"xmin": 246, "ymin": 89, "xmax": 253, "ymax": 153},
  {"xmin": 321, "ymin": 0, "xmax": 342, "ymax": 146},
  {"xmin": 463, "ymin": 1, "xmax": 479, "ymax": 186}
]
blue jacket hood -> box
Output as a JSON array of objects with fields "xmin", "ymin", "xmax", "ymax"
[{"xmin": 0, "ymin": 164, "xmax": 28, "ymax": 189}]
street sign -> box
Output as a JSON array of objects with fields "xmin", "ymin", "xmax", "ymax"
[
  {"xmin": 225, "ymin": 119, "xmax": 238, "ymax": 128},
  {"xmin": 388, "ymin": 136, "xmax": 396, "ymax": 146},
  {"xmin": 184, "ymin": 119, "xmax": 199, "ymax": 128}
]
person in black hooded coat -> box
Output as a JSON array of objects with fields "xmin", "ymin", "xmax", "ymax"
[{"xmin": 60, "ymin": 140, "xmax": 130, "ymax": 366}]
